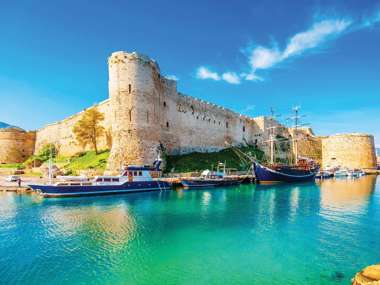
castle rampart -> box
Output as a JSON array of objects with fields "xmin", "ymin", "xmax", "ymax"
[
  {"xmin": 34, "ymin": 99, "xmax": 112, "ymax": 156},
  {"xmin": 1, "ymin": 50, "xmax": 376, "ymax": 172},
  {"xmin": 106, "ymin": 51, "xmax": 282, "ymax": 172}
]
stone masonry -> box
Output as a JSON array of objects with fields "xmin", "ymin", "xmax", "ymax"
[{"xmin": 0, "ymin": 51, "xmax": 377, "ymax": 172}]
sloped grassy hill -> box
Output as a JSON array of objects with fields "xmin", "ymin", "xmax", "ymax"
[
  {"xmin": 165, "ymin": 146, "xmax": 264, "ymax": 173},
  {"xmin": 62, "ymin": 150, "xmax": 110, "ymax": 174}
]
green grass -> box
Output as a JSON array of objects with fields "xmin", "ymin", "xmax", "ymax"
[
  {"xmin": 63, "ymin": 150, "xmax": 110, "ymax": 174},
  {"xmin": 165, "ymin": 146, "xmax": 264, "ymax": 173},
  {"xmin": 0, "ymin": 163, "xmax": 23, "ymax": 169}
]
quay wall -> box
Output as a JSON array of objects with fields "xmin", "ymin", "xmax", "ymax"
[{"xmin": 0, "ymin": 129, "xmax": 35, "ymax": 163}]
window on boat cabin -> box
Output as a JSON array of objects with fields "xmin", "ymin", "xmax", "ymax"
[
  {"xmin": 128, "ymin": 84, "xmax": 131, "ymax": 94},
  {"xmin": 104, "ymin": 178, "xmax": 111, "ymax": 182},
  {"xmin": 134, "ymin": 171, "xmax": 138, "ymax": 176},
  {"xmin": 96, "ymin": 178, "xmax": 103, "ymax": 182},
  {"xmin": 71, "ymin": 183, "xmax": 80, "ymax": 186},
  {"xmin": 111, "ymin": 178, "xmax": 119, "ymax": 182}
]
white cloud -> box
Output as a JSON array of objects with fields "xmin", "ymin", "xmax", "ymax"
[
  {"xmin": 195, "ymin": 14, "xmax": 379, "ymax": 84},
  {"xmin": 196, "ymin": 66, "xmax": 220, "ymax": 81},
  {"xmin": 282, "ymin": 20, "xmax": 351, "ymax": 59},
  {"xmin": 221, "ymin": 72, "xmax": 240, "ymax": 84},
  {"xmin": 250, "ymin": 19, "xmax": 351, "ymax": 71},
  {"xmin": 241, "ymin": 72, "xmax": 264, "ymax": 82},
  {"xmin": 165, "ymin": 75, "xmax": 179, "ymax": 81},
  {"xmin": 249, "ymin": 46, "xmax": 281, "ymax": 70}
]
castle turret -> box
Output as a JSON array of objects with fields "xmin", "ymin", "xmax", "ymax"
[{"xmin": 107, "ymin": 51, "xmax": 163, "ymax": 173}]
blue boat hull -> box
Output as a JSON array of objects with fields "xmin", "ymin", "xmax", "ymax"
[
  {"xmin": 181, "ymin": 179, "xmax": 241, "ymax": 189},
  {"xmin": 28, "ymin": 181, "xmax": 171, "ymax": 198},
  {"xmin": 254, "ymin": 163, "xmax": 318, "ymax": 184}
]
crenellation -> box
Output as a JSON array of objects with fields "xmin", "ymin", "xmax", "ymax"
[{"xmin": 0, "ymin": 50, "xmax": 376, "ymax": 171}]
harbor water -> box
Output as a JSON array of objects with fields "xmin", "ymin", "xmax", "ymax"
[{"xmin": 1, "ymin": 176, "xmax": 379, "ymax": 284}]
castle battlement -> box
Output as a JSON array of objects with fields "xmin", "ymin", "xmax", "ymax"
[{"xmin": 1, "ymin": 50, "xmax": 375, "ymax": 171}]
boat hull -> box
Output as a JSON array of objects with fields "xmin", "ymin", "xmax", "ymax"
[
  {"xmin": 254, "ymin": 163, "xmax": 318, "ymax": 184},
  {"xmin": 181, "ymin": 178, "xmax": 241, "ymax": 189},
  {"xmin": 28, "ymin": 181, "xmax": 171, "ymax": 198}
]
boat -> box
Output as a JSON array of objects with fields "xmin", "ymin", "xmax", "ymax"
[
  {"xmin": 181, "ymin": 165, "xmax": 241, "ymax": 189},
  {"xmin": 315, "ymin": 170, "xmax": 334, "ymax": 179},
  {"xmin": 334, "ymin": 169, "xmax": 349, "ymax": 177},
  {"xmin": 253, "ymin": 160, "xmax": 319, "ymax": 184},
  {"xmin": 252, "ymin": 107, "xmax": 319, "ymax": 184},
  {"xmin": 28, "ymin": 159, "xmax": 171, "ymax": 198}
]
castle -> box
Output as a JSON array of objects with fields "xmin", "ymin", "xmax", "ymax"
[{"xmin": 0, "ymin": 51, "xmax": 377, "ymax": 172}]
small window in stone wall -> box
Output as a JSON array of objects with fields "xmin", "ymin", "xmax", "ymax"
[
  {"xmin": 166, "ymin": 122, "xmax": 169, "ymax": 128},
  {"xmin": 163, "ymin": 101, "xmax": 167, "ymax": 107},
  {"xmin": 196, "ymin": 116, "xmax": 199, "ymax": 120},
  {"xmin": 243, "ymin": 126, "xmax": 246, "ymax": 132},
  {"xmin": 146, "ymin": 111, "xmax": 149, "ymax": 123},
  {"xmin": 128, "ymin": 84, "xmax": 131, "ymax": 94},
  {"xmin": 226, "ymin": 122, "xmax": 229, "ymax": 128}
]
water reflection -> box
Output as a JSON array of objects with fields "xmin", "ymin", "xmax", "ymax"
[
  {"xmin": 0, "ymin": 192, "xmax": 17, "ymax": 221},
  {"xmin": 41, "ymin": 202, "xmax": 136, "ymax": 248},
  {"xmin": 318, "ymin": 176, "xmax": 376, "ymax": 213}
]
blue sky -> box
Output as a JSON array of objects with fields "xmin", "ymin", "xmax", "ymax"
[{"xmin": 0, "ymin": 0, "xmax": 379, "ymax": 145}]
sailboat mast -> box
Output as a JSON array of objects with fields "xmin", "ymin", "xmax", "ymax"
[
  {"xmin": 269, "ymin": 108, "xmax": 275, "ymax": 165},
  {"xmin": 48, "ymin": 144, "xmax": 53, "ymax": 185},
  {"xmin": 293, "ymin": 107, "xmax": 299, "ymax": 166}
]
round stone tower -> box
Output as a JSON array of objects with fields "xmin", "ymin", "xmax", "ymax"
[
  {"xmin": 107, "ymin": 51, "xmax": 163, "ymax": 173},
  {"xmin": 322, "ymin": 133, "xmax": 377, "ymax": 169},
  {"xmin": 0, "ymin": 127, "xmax": 36, "ymax": 163}
]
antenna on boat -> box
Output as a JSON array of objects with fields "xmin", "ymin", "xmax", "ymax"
[{"xmin": 48, "ymin": 144, "xmax": 53, "ymax": 185}]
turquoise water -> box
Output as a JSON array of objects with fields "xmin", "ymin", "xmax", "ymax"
[{"xmin": 1, "ymin": 176, "xmax": 379, "ymax": 285}]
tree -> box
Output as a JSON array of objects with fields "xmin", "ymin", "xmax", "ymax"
[{"xmin": 73, "ymin": 107, "xmax": 105, "ymax": 154}]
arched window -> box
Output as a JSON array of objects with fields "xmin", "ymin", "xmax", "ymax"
[{"xmin": 166, "ymin": 122, "xmax": 169, "ymax": 128}]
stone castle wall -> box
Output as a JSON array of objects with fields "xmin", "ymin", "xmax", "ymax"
[
  {"xmin": 0, "ymin": 129, "xmax": 35, "ymax": 163},
  {"xmin": 322, "ymin": 134, "xmax": 377, "ymax": 169},
  {"xmin": 1, "ymin": 50, "xmax": 376, "ymax": 170},
  {"xmin": 34, "ymin": 100, "xmax": 113, "ymax": 156},
  {"xmin": 106, "ymin": 51, "xmax": 285, "ymax": 172}
]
